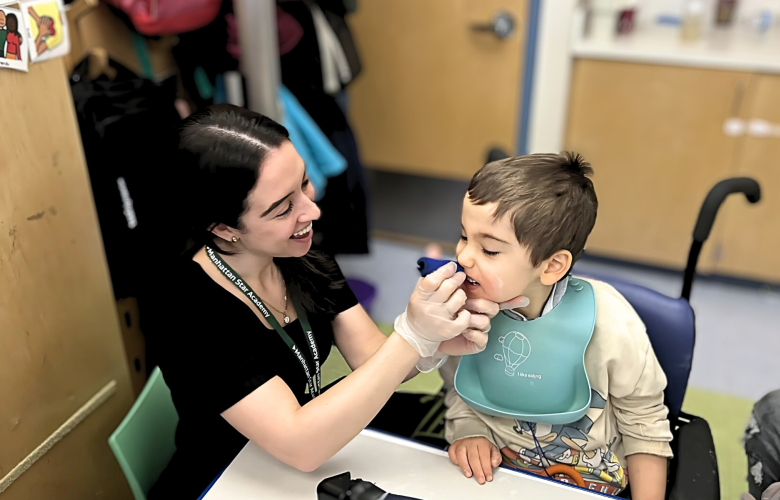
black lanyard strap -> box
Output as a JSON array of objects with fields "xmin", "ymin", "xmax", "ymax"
[{"xmin": 205, "ymin": 246, "xmax": 321, "ymax": 398}]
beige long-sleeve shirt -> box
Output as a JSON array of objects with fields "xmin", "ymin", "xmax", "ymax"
[{"xmin": 445, "ymin": 277, "xmax": 673, "ymax": 493}]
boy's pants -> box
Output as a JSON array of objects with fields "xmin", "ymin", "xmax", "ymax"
[{"xmin": 745, "ymin": 390, "xmax": 780, "ymax": 499}]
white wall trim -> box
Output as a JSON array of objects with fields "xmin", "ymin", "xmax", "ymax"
[{"xmin": 527, "ymin": 0, "xmax": 584, "ymax": 154}]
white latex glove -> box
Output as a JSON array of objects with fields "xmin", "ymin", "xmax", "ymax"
[
  {"xmin": 438, "ymin": 295, "xmax": 531, "ymax": 356},
  {"xmin": 742, "ymin": 483, "xmax": 780, "ymax": 500},
  {"xmin": 394, "ymin": 262, "xmax": 472, "ymax": 358},
  {"xmin": 416, "ymin": 351, "xmax": 449, "ymax": 373}
]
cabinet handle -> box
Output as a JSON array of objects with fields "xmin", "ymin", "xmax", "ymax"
[
  {"xmin": 746, "ymin": 119, "xmax": 780, "ymax": 138},
  {"xmin": 723, "ymin": 117, "xmax": 746, "ymax": 137}
]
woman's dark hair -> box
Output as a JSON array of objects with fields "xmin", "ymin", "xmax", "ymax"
[{"xmin": 178, "ymin": 104, "xmax": 345, "ymax": 316}]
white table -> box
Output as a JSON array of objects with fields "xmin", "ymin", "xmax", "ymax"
[{"xmin": 203, "ymin": 429, "xmax": 605, "ymax": 499}]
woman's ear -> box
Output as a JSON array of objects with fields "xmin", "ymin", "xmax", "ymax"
[
  {"xmin": 540, "ymin": 250, "xmax": 573, "ymax": 286},
  {"xmin": 211, "ymin": 223, "xmax": 239, "ymax": 242}
]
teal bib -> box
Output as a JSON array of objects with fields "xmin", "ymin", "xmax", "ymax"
[{"xmin": 454, "ymin": 277, "xmax": 596, "ymax": 424}]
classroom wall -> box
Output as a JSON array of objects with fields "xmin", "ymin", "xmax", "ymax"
[{"xmin": 0, "ymin": 58, "xmax": 134, "ymax": 499}]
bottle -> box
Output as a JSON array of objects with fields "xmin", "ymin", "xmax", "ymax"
[
  {"xmin": 681, "ymin": 0, "xmax": 705, "ymax": 41},
  {"xmin": 715, "ymin": 0, "xmax": 738, "ymax": 26}
]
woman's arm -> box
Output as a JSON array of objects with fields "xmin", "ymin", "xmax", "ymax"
[
  {"xmin": 222, "ymin": 331, "xmax": 420, "ymax": 472},
  {"xmin": 222, "ymin": 265, "xmax": 473, "ymax": 472},
  {"xmin": 332, "ymin": 303, "xmax": 418, "ymax": 381}
]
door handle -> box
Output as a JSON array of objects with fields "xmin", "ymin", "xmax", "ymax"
[{"xmin": 471, "ymin": 12, "xmax": 515, "ymax": 39}]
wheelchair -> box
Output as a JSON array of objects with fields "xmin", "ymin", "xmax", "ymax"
[
  {"xmin": 576, "ymin": 177, "xmax": 760, "ymax": 500},
  {"xmin": 372, "ymin": 148, "xmax": 761, "ymax": 500}
]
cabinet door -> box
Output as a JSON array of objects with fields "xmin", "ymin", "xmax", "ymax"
[
  {"xmin": 347, "ymin": 0, "xmax": 527, "ymax": 181},
  {"xmin": 565, "ymin": 59, "xmax": 749, "ymax": 270},
  {"xmin": 0, "ymin": 59, "xmax": 134, "ymax": 498},
  {"xmin": 712, "ymin": 74, "xmax": 780, "ymax": 282}
]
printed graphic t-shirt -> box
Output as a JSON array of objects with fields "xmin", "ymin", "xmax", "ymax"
[{"xmin": 445, "ymin": 278, "xmax": 673, "ymax": 495}]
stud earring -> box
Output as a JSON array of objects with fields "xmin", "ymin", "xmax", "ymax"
[{"xmin": 232, "ymin": 236, "xmax": 238, "ymax": 242}]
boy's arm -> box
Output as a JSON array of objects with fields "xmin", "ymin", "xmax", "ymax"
[
  {"xmin": 445, "ymin": 390, "xmax": 503, "ymax": 484},
  {"xmin": 626, "ymin": 454, "xmax": 667, "ymax": 500},
  {"xmin": 445, "ymin": 389, "xmax": 496, "ymax": 445},
  {"xmin": 611, "ymin": 341, "xmax": 674, "ymax": 459},
  {"xmin": 611, "ymin": 340, "xmax": 673, "ymax": 499}
]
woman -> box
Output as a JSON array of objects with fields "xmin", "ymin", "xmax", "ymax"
[
  {"xmin": 146, "ymin": 104, "xmax": 503, "ymax": 498},
  {"xmin": 4, "ymin": 13, "xmax": 22, "ymax": 61}
]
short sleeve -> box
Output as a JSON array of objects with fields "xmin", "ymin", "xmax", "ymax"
[
  {"xmin": 326, "ymin": 259, "xmax": 359, "ymax": 314},
  {"xmin": 153, "ymin": 300, "xmax": 273, "ymax": 415},
  {"xmin": 307, "ymin": 252, "xmax": 358, "ymax": 314}
]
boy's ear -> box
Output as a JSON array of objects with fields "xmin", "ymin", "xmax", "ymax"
[{"xmin": 540, "ymin": 250, "xmax": 573, "ymax": 286}]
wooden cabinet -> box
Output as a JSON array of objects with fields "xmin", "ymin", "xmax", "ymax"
[
  {"xmin": 0, "ymin": 57, "xmax": 133, "ymax": 498},
  {"xmin": 711, "ymin": 74, "xmax": 780, "ymax": 282},
  {"xmin": 565, "ymin": 59, "xmax": 751, "ymax": 272},
  {"xmin": 347, "ymin": 0, "xmax": 527, "ymax": 181}
]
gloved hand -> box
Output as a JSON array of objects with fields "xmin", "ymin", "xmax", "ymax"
[
  {"xmin": 416, "ymin": 351, "xmax": 449, "ymax": 373},
  {"xmin": 438, "ymin": 295, "xmax": 531, "ymax": 356},
  {"xmin": 742, "ymin": 483, "xmax": 780, "ymax": 500},
  {"xmin": 394, "ymin": 262, "xmax": 472, "ymax": 358}
]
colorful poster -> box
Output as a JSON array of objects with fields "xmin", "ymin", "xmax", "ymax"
[
  {"xmin": 20, "ymin": 0, "xmax": 68, "ymax": 63},
  {"xmin": 0, "ymin": 5, "xmax": 29, "ymax": 72}
]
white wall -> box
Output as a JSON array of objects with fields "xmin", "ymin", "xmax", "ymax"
[{"xmin": 526, "ymin": 0, "xmax": 582, "ymax": 154}]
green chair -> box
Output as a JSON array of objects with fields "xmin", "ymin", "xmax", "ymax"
[{"xmin": 109, "ymin": 367, "xmax": 179, "ymax": 500}]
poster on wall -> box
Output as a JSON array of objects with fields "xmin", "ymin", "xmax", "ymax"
[
  {"xmin": 0, "ymin": 5, "xmax": 29, "ymax": 72},
  {"xmin": 20, "ymin": 0, "xmax": 68, "ymax": 63}
]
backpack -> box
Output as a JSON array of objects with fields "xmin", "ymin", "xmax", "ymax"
[{"xmin": 104, "ymin": 0, "xmax": 221, "ymax": 35}]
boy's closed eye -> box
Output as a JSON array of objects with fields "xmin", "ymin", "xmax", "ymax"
[{"xmin": 460, "ymin": 234, "xmax": 500, "ymax": 257}]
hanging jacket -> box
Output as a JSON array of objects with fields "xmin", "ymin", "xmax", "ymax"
[
  {"xmin": 280, "ymin": 85, "xmax": 347, "ymax": 201},
  {"xmin": 70, "ymin": 56, "xmax": 182, "ymax": 300},
  {"xmin": 279, "ymin": 0, "xmax": 369, "ymax": 255}
]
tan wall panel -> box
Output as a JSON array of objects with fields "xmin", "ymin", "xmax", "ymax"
[
  {"xmin": 713, "ymin": 73, "xmax": 780, "ymax": 283},
  {"xmin": 565, "ymin": 59, "xmax": 748, "ymax": 270},
  {"xmin": 0, "ymin": 57, "xmax": 133, "ymax": 498}
]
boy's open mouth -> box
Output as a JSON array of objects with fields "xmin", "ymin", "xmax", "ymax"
[{"xmin": 465, "ymin": 275, "xmax": 480, "ymax": 290}]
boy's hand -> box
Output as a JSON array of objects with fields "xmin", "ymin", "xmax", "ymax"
[{"xmin": 448, "ymin": 437, "xmax": 502, "ymax": 484}]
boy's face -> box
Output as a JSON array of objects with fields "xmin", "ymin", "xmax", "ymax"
[
  {"xmin": 0, "ymin": 12, "xmax": 6, "ymax": 28},
  {"xmin": 456, "ymin": 195, "xmax": 541, "ymax": 303}
]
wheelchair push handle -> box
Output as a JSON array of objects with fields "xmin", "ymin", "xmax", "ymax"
[
  {"xmin": 681, "ymin": 177, "xmax": 761, "ymax": 301},
  {"xmin": 692, "ymin": 177, "xmax": 761, "ymax": 244}
]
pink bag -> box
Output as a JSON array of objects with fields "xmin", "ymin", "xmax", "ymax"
[{"xmin": 105, "ymin": 0, "xmax": 222, "ymax": 36}]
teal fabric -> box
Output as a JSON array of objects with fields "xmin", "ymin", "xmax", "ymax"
[
  {"xmin": 455, "ymin": 277, "xmax": 596, "ymax": 424},
  {"xmin": 109, "ymin": 368, "xmax": 179, "ymax": 500},
  {"xmin": 131, "ymin": 32, "xmax": 155, "ymax": 80},
  {"xmin": 280, "ymin": 85, "xmax": 347, "ymax": 201}
]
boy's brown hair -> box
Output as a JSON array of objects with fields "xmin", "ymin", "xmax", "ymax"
[{"xmin": 467, "ymin": 151, "xmax": 598, "ymax": 267}]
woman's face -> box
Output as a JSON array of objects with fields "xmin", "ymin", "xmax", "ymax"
[{"xmin": 236, "ymin": 141, "xmax": 320, "ymax": 258}]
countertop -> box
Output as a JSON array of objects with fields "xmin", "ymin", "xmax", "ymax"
[{"xmin": 572, "ymin": 23, "xmax": 780, "ymax": 74}]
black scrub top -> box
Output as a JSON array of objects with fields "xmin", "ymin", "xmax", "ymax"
[{"xmin": 146, "ymin": 254, "xmax": 358, "ymax": 499}]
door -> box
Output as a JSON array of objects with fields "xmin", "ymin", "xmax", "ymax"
[
  {"xmin": 711, "ymin": 74, "xmax": 780, "ymax": 283},
  {"xmin": 565, "ymin": 59, "xmax": 749, "ymax": 270},
  {"xmin": 346, "ymin": 0, "xmax": 528, "ymax": 180},
  {"xmin": 0, "ymin": 59, "xmax": 134, "ymax": 497}
]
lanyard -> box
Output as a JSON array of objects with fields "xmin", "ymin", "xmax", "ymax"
[{"xmin": 205, "ymin": 246, "xmax": 321, "ymax": 399}]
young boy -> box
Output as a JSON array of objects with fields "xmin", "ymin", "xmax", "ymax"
[{"xmin": 444, "ymin": 152, "xmax": 672, "ymax": 498}]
